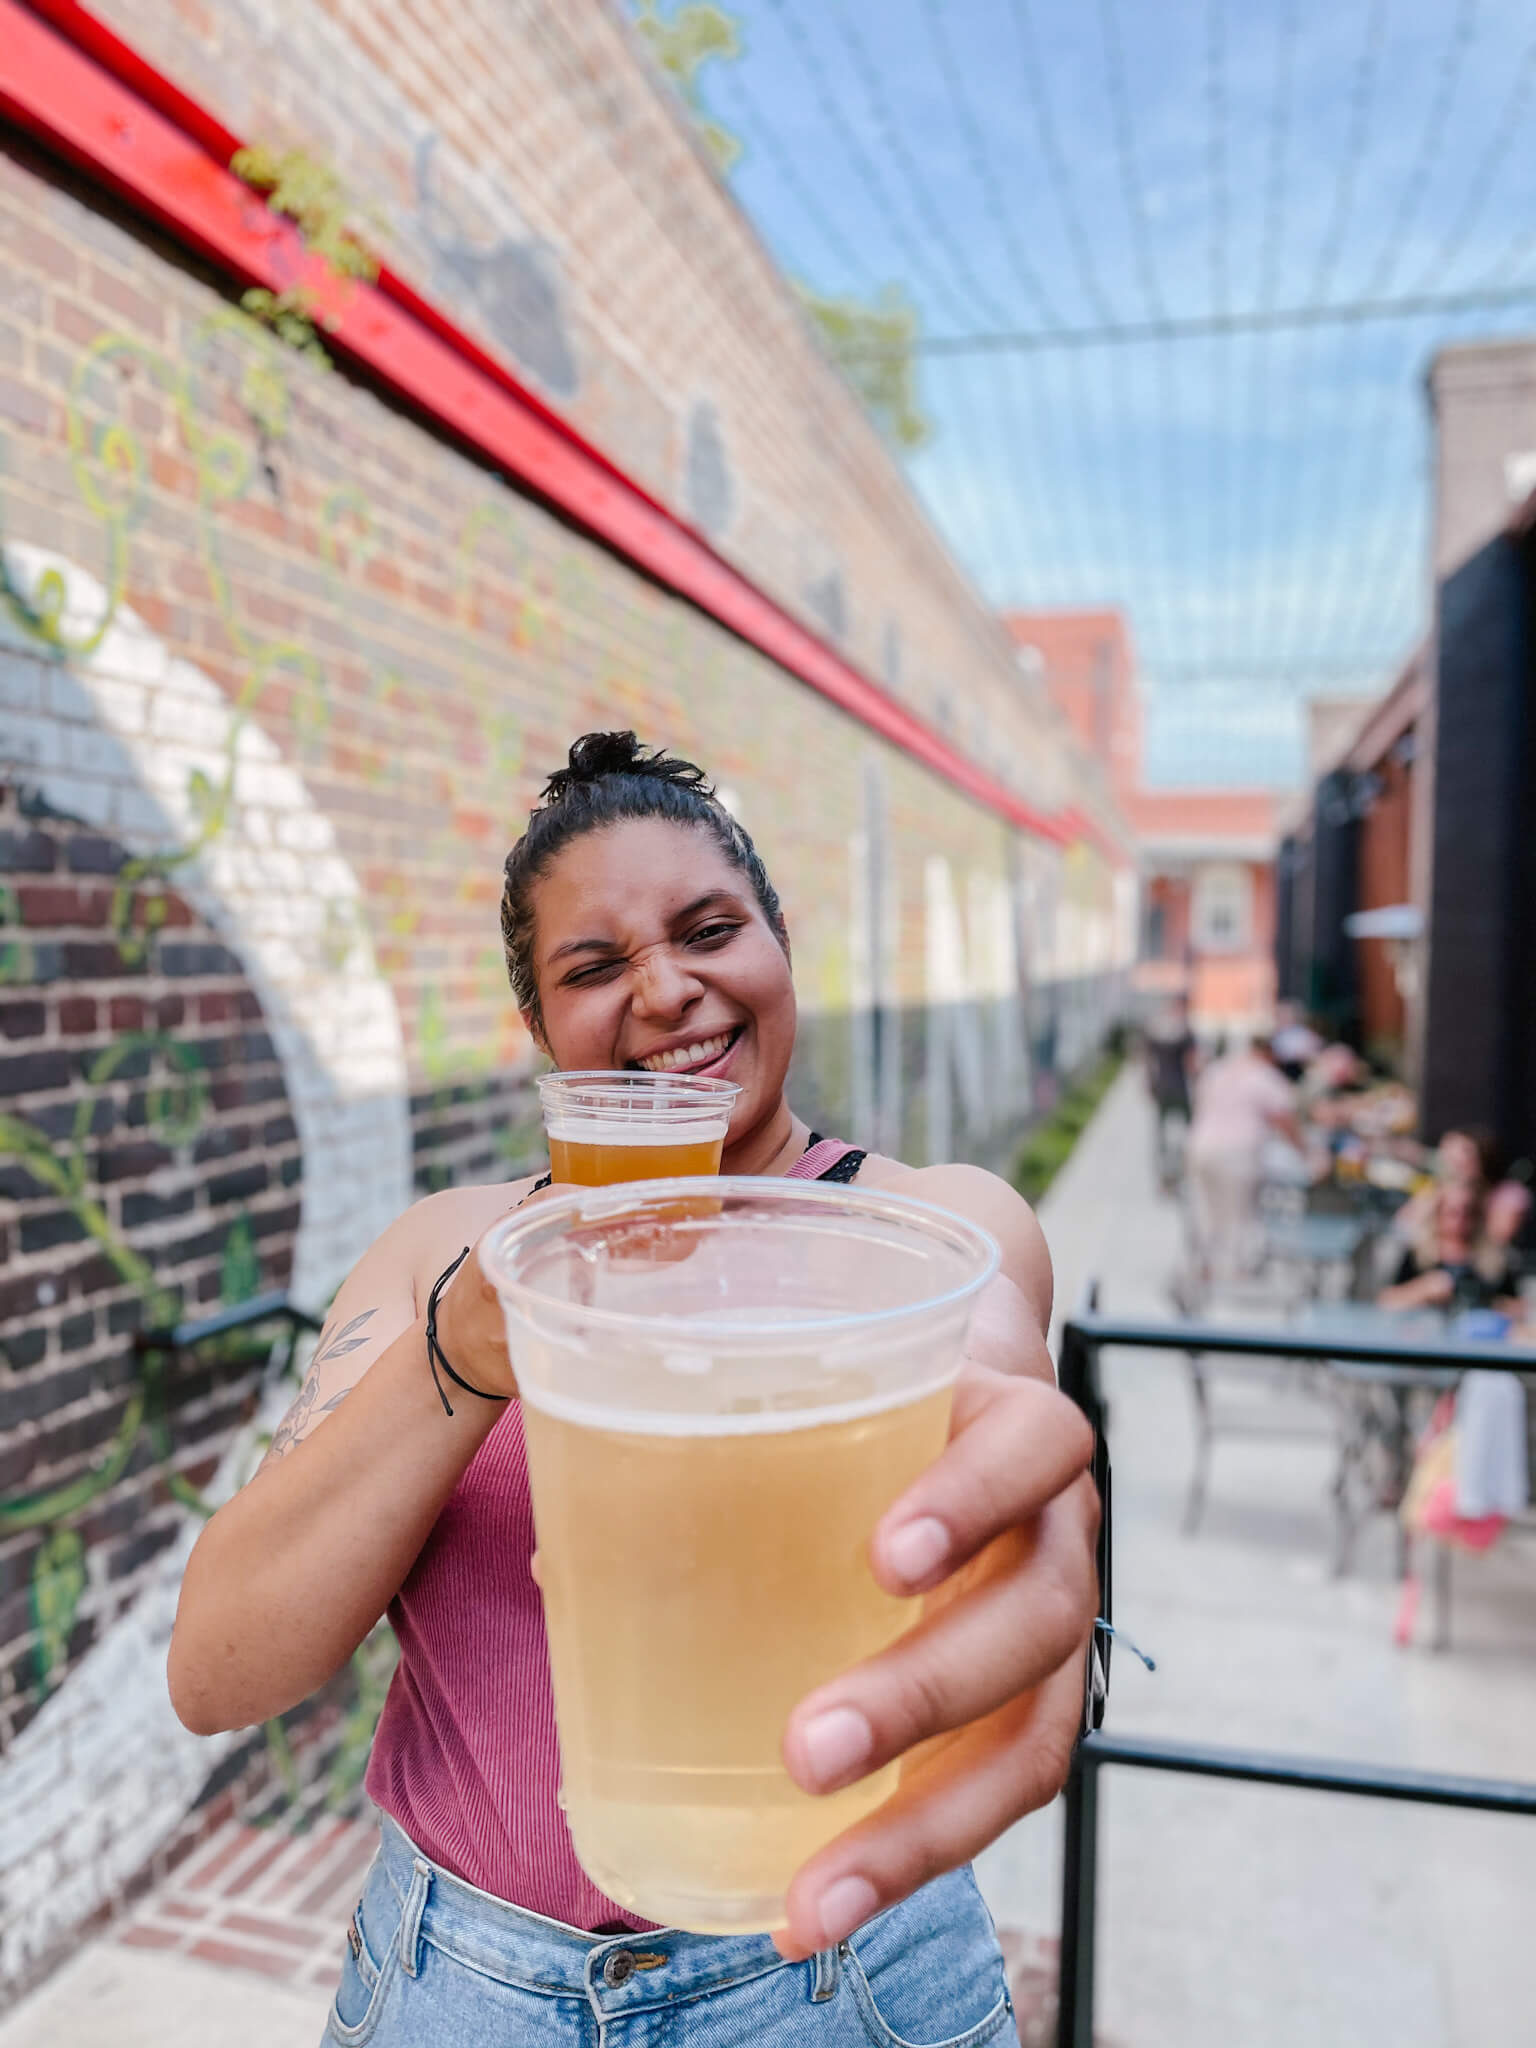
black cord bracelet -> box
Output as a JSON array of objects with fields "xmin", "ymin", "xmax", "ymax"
[{"xmin": 426, "ymin": 1246, "xmax": 512, "ymax": 1418}]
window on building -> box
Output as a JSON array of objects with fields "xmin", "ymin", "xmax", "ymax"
[{"xmin": 1192, "ymin": 863, "xmax": 1250, "ymax": 953}]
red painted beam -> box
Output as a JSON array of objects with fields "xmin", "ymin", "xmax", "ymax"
[{"xmin": 2, "ymin": 0, "xmax": 1115, "ymax": 855}]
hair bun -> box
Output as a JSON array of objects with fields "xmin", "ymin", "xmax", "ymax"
[{"xmin": 540, "ymin": 731, "xmax": 713, "ymax": 804}]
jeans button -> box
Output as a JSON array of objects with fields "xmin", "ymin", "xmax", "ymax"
[{"xmin": 603, "ymin": 1950, "xmax": 636, "ymax": 1987}]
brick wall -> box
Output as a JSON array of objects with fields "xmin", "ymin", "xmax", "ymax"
[{"xmin": 0, "ymin": 2, "xmax": 1131, "ymax": 1990}]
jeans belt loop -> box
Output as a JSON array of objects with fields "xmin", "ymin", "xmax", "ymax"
[
  {"xmin": 399, "ymin": 1856, "xmax": 432, "ymax": 1979},
  {"xmin": 810, "ymin": 1943, "xmax": 843, "ymax": 2002}
]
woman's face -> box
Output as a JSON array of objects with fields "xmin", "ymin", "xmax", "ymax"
[
  {"xmin": 1437, "ymin": 1132, "xmax": 1481, "ymax": 1186},
  {"xmin": 526, "ymin": 818, "xmax": 797, "ymax": 1142},
  {"xmin": 1438, "ymin": 1184, "xmax": 1480, "ymax": 1248}
]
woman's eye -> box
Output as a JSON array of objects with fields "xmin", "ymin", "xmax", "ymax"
[
  {"xmin": 688, "ymin": 921, "xmax": 739, "ymax": 948},
  {"xmin": 565, "ymin": 960, "xmax": 623, "ymax": 987}
]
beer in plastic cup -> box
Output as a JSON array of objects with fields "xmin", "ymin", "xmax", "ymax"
[
  {"xmin": 480, "ymin": 1177, "xmax": 999, "ymax": 1933},
  {"xmin": 537, "ymin": 1071, "xmax": 740, "ymax": 1185}
]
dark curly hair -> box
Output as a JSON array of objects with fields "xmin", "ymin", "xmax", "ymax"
[{"xmin": 501, "ymin": 732, "xmax": 787, "ymax": 1028}]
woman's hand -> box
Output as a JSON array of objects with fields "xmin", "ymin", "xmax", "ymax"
[
  {"xmin": 1379, "ymin": 1267, "xmax": 1452, "ymax": 1311},
  {"xmin": 774, "ymin": 1272, "xmax": 1098, "ymax": 1959},
  {"xmin": 433, "ymin": 1185, "xmax": 562, "ymax": 1399}
]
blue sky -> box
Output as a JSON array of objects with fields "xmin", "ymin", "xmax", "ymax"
[{"xmin": 674, "ymin": 0, "xmax": 1536, "ymax": 786}]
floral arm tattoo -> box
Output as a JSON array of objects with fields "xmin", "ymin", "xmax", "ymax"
[{"xmin": 260, "ymin": 1308, "xmax": 378, "ymax": 1466}]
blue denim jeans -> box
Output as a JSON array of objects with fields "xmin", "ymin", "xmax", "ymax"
[{"xmin": 323, "ymin": 1815, "xmax": 1014, "ymax": 2046}]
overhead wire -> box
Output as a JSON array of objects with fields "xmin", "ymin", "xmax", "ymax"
[
  {"xmin": 1004, "ymin": 0, "xmax": 1117, "ymax": 325},
  {"xmin": 1275, "ymin": 0, "xmax": 1389, "ymax": 685},
  {"xmin": 1091, "ymin": 0, "xmax": 1183, "ymax": 690},
  {"xmin": 913, "ymin": 0, "xmax": 1083, "ymax": 619},
  {"xmin": 1250, "ymin": 0, "xmax": 1301, "ymax": 690},
  {"xmin": 1204, "ymin": 0, "xmax": 1232, "ymax": 687},
  {"xmin": 1359, "ymin": 0, "xmax": 1478, "ymax": 299},
  {"xmin": 758, "ymin": 0, "xmax": 982, "ymax": 333},
  {"xmin": 999, "ymin": 0, "xmax": 1182, "ymax": 668},
  {"xmin": 1094, "ymin": 0, "xmax": 1167, "ymax": 322},
  {"xmin": 1307, "ymin": 3, "xmax": 1450, "ymax": 684},
  {"xmin": 916, "ymin": 0, "xmax": 1062, "ymax": 328},
  {"xmin": 823, "ymin": 0, "xmax": 1019, "ymax": 330},
  {"xmin": 919, "ymin": 0, "xmax": 1130, "ymax": 635},
  {"xmin": 840, "ymin": 279, "xmax": 1536, "ymax": 356},
  {"xmin": 1309, "ymin": 0, "xmax": 1390, "ymax": 304},
  {"xmin": 1409, "ymin": 24, "xmax": 1536, "ymax": 292},
  {"xmin": 1302, "ymin": 0, "xmax": 1474, "ymax": 679},
  {"xmin": 712, "ymin": 61, "xmax": 876, "ymax": 286}
]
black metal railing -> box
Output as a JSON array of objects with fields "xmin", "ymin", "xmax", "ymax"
[
  {"xmin": 1054, "ymin": 1307, "xmax": 1536, "ymax": 2048},
  {"xmin": 136, "ymin": 1289, "xmax": 321, "ymax": 1353}
]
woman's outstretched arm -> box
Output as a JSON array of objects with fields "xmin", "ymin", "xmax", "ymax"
[{"xmin": 167, "ymin": 1191, "xmax": 521, "ymax": 1735}]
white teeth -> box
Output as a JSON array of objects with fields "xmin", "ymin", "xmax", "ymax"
[{"xmin": 640, "ymin": 1031, "xmax": 732, "ymax": 1073}]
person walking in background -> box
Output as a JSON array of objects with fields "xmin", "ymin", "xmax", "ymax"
[
  {"xmin": 1185, "ymin": 1034, "xmax": 1304, "ymax": 1292},
  {"xmin": 1142, "ymin": 994, "xmax": 1198, "ymax": 1193}
]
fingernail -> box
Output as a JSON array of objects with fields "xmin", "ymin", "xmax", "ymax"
[
  {"xmin": 885, "ymin": 1515, "xmax": 950, "ymax": 1587},
  {"xmin": 798, "ymin": 1706, "xmax": 873, "ymax": 1789},
  {"xmin": 816, "ymin": 1874, "xmax": 879, "ymax": 1945}
]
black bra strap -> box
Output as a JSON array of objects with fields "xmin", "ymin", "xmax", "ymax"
[{"xmin": 804, "ymin": 1133, "xmax": 867, "ymax": 1183}]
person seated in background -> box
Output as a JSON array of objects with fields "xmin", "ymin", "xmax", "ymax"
[
  {"xmin": 1378, "ymin": 1181, "xmax": 1518, "ymax": 1313},
  {"xmin": 1186, "ymin": 1034, "xmax": 1305, "ymax": 1288},
  {"xmin": 1393, "ymin": 1125, "xmax": 1506, "ymax": 1252}
]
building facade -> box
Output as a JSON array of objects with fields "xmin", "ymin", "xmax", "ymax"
[
  {"xmin": 1005, "ymin": 609, "xmax": 1279, "ymax": 1035},
  {"xmin": 1278, "ymin": 336, "xmax": 1536, "ymax": 1155}
]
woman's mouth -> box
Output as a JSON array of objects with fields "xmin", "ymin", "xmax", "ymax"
[{"xmin": 633, "ymin": 1026, "xmax": 744, "ymax": 1075}]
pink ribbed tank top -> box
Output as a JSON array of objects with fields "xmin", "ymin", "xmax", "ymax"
[{"xmin": 365, "ymin": 1138, "xmax": 865, "ymax": 1928}]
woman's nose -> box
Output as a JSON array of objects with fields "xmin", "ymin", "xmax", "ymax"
[{"xmin": 631, "ymin": 949, "xmax": 703, "ymax": 1018}]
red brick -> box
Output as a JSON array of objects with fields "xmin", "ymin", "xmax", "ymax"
[
  {"xmin": 109, "ymin": 996, "xmax": 146, "ymax": 1031},
  {"xmin": 0, "ymin": 216, "xmax": 78, "ymax": 286},
  {"xmin": 88, "ymin": 265, "xmax": 166, "ymax": 339},
  {"xmin": 217, "ymin": 1910, "xmax": 317, "ymax": 1949},
  {"xmin": 121, "ymin": 1925, "xmax": 183, "ymax": 1951},
  {"xmin": 220, "ymin": 1832, "xmax": 292, "ymax": 1898},
  {"xmin": 57, "ymin": 996, "xmax": 98, "ymax": 1034},
  {"xmin": 18, "ymin": 884, "xmax": 110, "ymax": 927},
  {"xmin": 184, "ymin": 1827, "xmax": 264, "ymax": 1891},
  {"xmin": 51, "ymin": 294, "xmax": 105, "ymax": 347},
  {"xmin": 187, "ymin": 1937, "xmax": 298, "ymax": 1981},
  {"xmin": 0, "ymin": 373, "xmax": 48, "ymax": 434}
]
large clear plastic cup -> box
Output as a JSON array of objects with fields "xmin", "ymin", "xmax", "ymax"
[
  {"xmin": 479, "ymin": 1177, "xmax": 999, "ymax": 1933},
  {"xmin": 537, "ymin": 1071, "xmax": 741, "ymax": 1184}
]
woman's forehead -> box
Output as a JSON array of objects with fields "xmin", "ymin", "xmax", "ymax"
[{"xmin": 535, "ymin": 820, "xmax": 747, "ymax": 931}]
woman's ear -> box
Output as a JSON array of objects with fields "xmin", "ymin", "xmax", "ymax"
[{"xmin": 521, "ymin": 1008, "xmax": 549, "ymax": 1059}]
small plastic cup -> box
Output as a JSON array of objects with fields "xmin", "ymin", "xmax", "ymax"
[
  {"xmin": 480, "ymin": 1177, "xmax": 998, "ymax": 1933},
  {"xmin": 536, "ymin": 1071, "xmax": 740, "ymax": 1185}
]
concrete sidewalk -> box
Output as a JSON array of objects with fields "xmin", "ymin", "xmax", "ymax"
[{"xmin": 975, "ymin": 1067, "xmax": 1536, "ymax": 2048}]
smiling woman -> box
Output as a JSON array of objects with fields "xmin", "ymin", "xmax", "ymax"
[{"xmin": 167, "ymin": 731, "xmax": 1098, "ymax": 2048}]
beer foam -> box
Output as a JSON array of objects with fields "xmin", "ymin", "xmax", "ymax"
[
  {"xmin": 544, "ymin": 1119, "xmax": 728, "ymax": 1143},
  {"xmin": 517, "ymin": 1367, "xmax": 956, "ymax": 1437}
]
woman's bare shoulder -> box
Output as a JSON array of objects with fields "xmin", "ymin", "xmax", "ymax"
[
  {"xmin": 853, "ymin": 1153, "xmax": 1052, "ymax": 1331},
  {"xmin": 375, "ymin": 1176, "xmax": 545, "ymax": 1292}
]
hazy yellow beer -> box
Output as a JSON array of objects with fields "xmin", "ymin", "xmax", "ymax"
[
  {"xmin": 537, "ymin": 1072, "xmax": 739, "ymax": 1186},
  {"xmin": 481, "ymin": 1179, "xmax": 998, "ymax": 1933}
]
